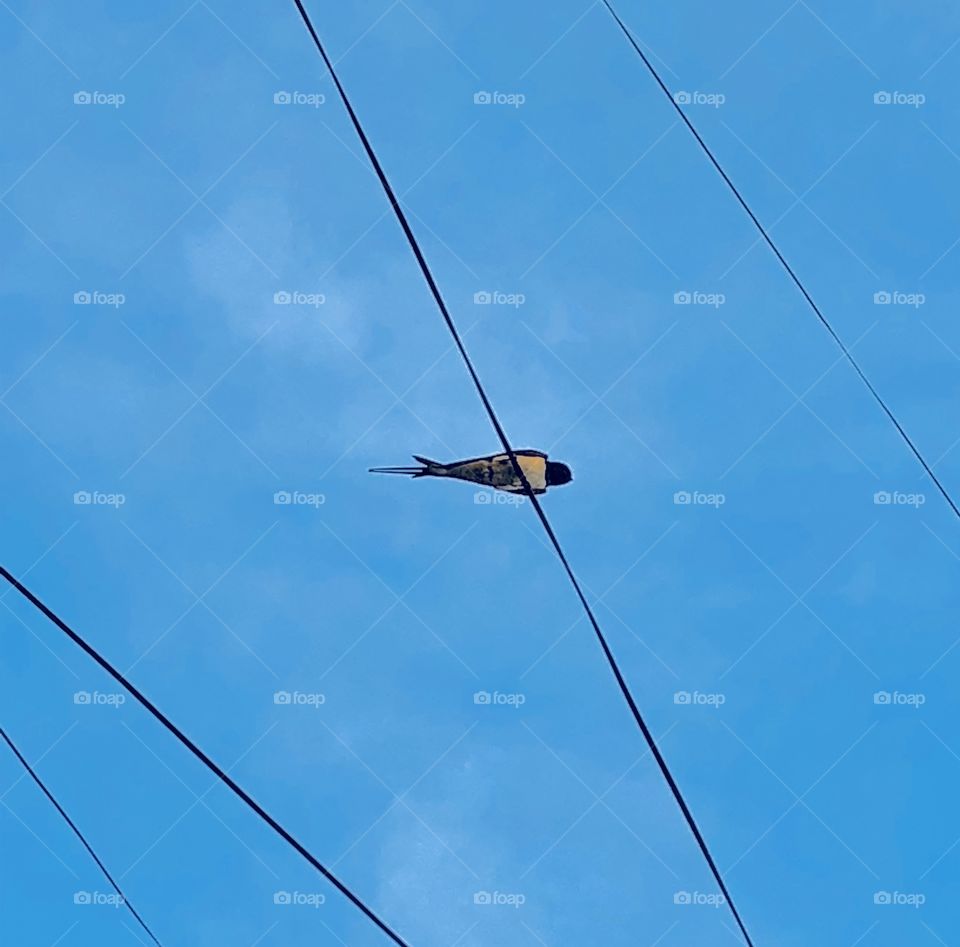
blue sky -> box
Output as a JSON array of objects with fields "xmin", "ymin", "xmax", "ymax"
[{"xmin": 3, "ymin": 1, "xmax": 960, "ymax": 944}]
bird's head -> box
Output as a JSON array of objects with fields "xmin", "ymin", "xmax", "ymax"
[{"xmin": 546, "ymin": 461, "xmax": 573, "ymax": 487}]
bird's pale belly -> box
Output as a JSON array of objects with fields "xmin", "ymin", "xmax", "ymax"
[{"xmin": 449, "ymin": 455, "xmax": 546, "ymax": 492}]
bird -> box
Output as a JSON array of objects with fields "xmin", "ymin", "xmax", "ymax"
[{"xmin": 369, "ymin": 450, "xmax": 572, "ymax": 496}]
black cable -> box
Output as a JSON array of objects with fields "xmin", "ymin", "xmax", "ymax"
[
  {"xmin": 0, "ymin": 725, "xmax": 162, "ymax": 946},
  {"xmin": 0, "ymin": 567, "xmax": 411, "ymax": 947},
  {"xmin": 289, "ymin": 3, "xmax": 756, "ymax": 944},
  {"xmin": 600, "ymin": 0, "xmax": 960, "ymax": 524}
]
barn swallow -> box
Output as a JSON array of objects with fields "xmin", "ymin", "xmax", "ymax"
[{"xmin": 369, "ymin": 450, "xmax": 572, "ymax": 496}]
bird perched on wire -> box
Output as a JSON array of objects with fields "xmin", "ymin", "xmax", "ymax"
[{"xmin": 369, "ymin": 450, "xmax": 572, "ymax": 496}]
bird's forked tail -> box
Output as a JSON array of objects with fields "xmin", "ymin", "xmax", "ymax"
[{"xmin": 368, "ymin": 455, "xmax": 445, "ymax": 478}]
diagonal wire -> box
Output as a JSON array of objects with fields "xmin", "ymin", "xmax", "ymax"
[
  {"xmin": 0, "ymin": 725, "xmax": 162, "ymax": 946},
  {"xmin": 290, "ymin": 2, "xmax": 755, "ymax": 944},
  {"xmin": 0, "ymin": 566, "xmax": 411, "ymax": 947},
  {"xmin": 599, "ymin": 0, "xmax": 960, "ymax": 525}
]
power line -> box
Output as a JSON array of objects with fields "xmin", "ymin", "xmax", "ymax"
[
  {"xmin": 0, "ymin": 725, "xmax": 162, "ymax": 946},
  {"xmin": 290, "ymin": 2, "xmax": 755, "ymax": 944},
  {"xmin": 0, "ymin": 566, "xmax": 411, "ymax": 947},
  {"xmin": 599, "ymin": 0, "xmax": 960, "ymax": 523}
]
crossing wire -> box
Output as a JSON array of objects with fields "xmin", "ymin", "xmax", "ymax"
[
  {"xmin": 290, "ymin": 2, "xmax": 756, "ymax": 944},
  {"xmin": 0, "ymin": 566, "xmax": 411, "ymax": 947},
  {"xmin": 0, "ymin": 724, "xmax": 163, "ymax": 946},
  {"xmin": 600, "ymin": 0, "xmax": 960, "ymax": 523}
]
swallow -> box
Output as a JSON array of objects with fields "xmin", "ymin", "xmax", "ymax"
[{"xmin": 369, "ymin": 450, "xmax": 573, "ymax": 496}]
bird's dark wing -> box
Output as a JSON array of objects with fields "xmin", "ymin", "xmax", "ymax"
[{"xmin": 444, "ymin": 448, "xmax": 547, "ymax": 467}]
